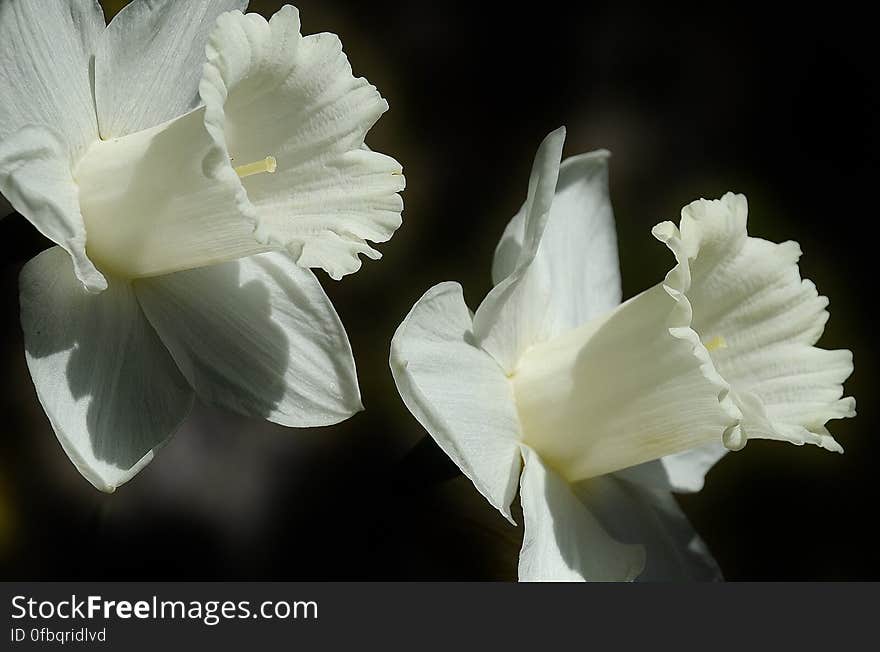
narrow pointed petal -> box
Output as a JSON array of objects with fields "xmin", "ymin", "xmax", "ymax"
[
  {"xmin": 574, "ymin": 467, "xmax": 721, "ymax": 581},
  {"xmin": 472, "ymin": 127, "xmax": 566, "ymax": 373},
  {"xmin": 518, "ymin": 447, "xmax": 646, "ymax": 582},
  {"xmin": 492, "ymin": 149, "xmax": 621, "ymax": 334},
  {"xmin": 199, "ymin": 7, "xmax": 405, "ymax": 280},
  {"xmin": 654, "ymin": 193, "xmax": 855, "ymax": 451},
  {"xmin": 390, "ymin": 282, "xmax": 522, "ymax": 520},
  {"xmin": 0, "ymin": 127, "xmax": 106, "ymax": 291},
  {"xmin": 95, "ymin": 0, "xmax": 247, "ymax": 138},
  {"xmin": 135, "ymin": 252, "xmax": 361, "ymax": 427},
  {"xmin": 491, "ymin": 203, "xmax": 525, "ymax": 285},
  {"xmin": 19, "ymin": 247, "xmax": 193, "ymax": 492},
  {"xmin": 0, "ymin": 0, "xmax": 104, "ymax": 156}
]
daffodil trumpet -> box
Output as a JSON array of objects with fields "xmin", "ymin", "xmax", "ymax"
[
  {"xmin": 0, "ymin": 1, "xmax": 404, "ymax": 491},
  {"xmin": 391, "ymin": 127, "xmax": 854, "ymax": 581}
]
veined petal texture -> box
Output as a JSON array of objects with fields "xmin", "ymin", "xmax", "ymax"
[
  {"xmin": 472, "ymin": 128, "xmax": 566, "ymax": 373},
  {"xmin": 518, "ymin": 446, "xmax": 645, "ymax": 582},
  {"xmin": 492, "ymin": 149, "xmax": 621, "ymax": 337},
  {"xmin": 95, "ymin": 0, "xmax": 248, "ymax": 138},
  {"xmin": 19, "ymin": 247, "xmax": 193, "ymax": 492},
  {"xmin": 390, "ymin": 282, "xmax": 522, "ymax": 520},
  {"xmin": 0, "ymin": 127, "xmax": 106, "ymax": 291},
  {"xmin": 512, "ymin": 281, "xmax": 739, "ymax": 482},
  {"xmin": 135, "ymin": 252, "xmax": 362, "ymax": 427},
  {"xmin": 200, "ymin": 7, "xmax": 405, "ymax": 280},
  {"xmin": 0, "ymin": 0, "xmax": 104, "ymax": 156},
  {"xmin": 653, "ymin": 193, "xmax": 855, "ymax": 451},
  {"xmin": 574, "ymin": 465, "xmax": 721, "ymax": 581}
]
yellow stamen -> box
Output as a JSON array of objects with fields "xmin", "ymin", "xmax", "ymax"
[
  {"xmin": 234, "ymin": 156, "xmax": 277, "ymax": 178},
  {"xmin": 704, "ymin": 335, "xmax": 728, "ymax": 352}
]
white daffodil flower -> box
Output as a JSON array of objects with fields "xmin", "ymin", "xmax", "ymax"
[
  {"xmin": 0, "ymin": 1, "xmax": 404, "ymax": 492},
  {"xmin": 390, "ymin": 127, "xmax": 854, "ymax": 581}
]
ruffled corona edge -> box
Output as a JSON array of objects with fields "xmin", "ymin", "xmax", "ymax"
[
  {"xmin": 651, "ymin": 220, "xmax": 746, "ymax": 449},
  {"xmin": 651, "ymin": 193, "xmax": 854, "ymax": 453},
  {"xmin": 199, "ymin": 7, "xmax": 405, "ymax": 280}
]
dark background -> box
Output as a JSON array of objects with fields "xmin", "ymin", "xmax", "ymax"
[{"xmin": 1, "ymin": 1, "xmax": 876, "ymax": 580}]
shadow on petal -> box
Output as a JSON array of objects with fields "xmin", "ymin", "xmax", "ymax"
[
  {"xmin": 19, "ymin": 247, "xmax": 192, "ymax": 488},
  {"xmin": 135, "ymin": 252, "xmax": 361, "ymax": 429}
]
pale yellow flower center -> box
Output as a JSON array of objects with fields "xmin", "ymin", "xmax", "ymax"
[
  {"xmin": 234, "ymin": 156, "xmax": 277, "ymax": 179},
  {"xmin": 703, "ymin": 335, "xmax": 727, "ymax": 352}
]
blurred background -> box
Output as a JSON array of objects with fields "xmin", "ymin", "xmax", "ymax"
[{"xmin": 1, "ymin": 0, "xmax": 877, "ymax": 580}]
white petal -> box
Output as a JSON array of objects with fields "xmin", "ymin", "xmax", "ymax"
[
  {"xmin": 605, "ymin": 443, "xmax": 729, "ymax": 495},
  {"xmin": 134, "ymin": 252, "xmax": 361, "ymax": 427},
  {"xmin": 655, "ymin": 193, "xmax": 855, "ymax": 451},
  {"xmin": 512, "ymin": 280, "xmax": 740, "ymax": 483},
  {"xmin": 95, "ymin": 0, "xmax": 247, "ymax": 138},
  {"xmin": 472, "ymin": 127, "xmax": 566, "ymax": 373},
  {"xmin": 0, "ymin": 127, "xmax": 106, "ymax": 292},
  {"xmin": 658, "ymin": 443, "xmax": 729, "ymax": 493},
  {"xmin": 19, "ymin": 247, "xmax": 193, "ymax": 492},
  {"xmin": 390, "ymin": 282, "xmax": 522, "ymax": 520},
  {"xmin": 490, "ymin": 208, "xmax": 523, "ymax": 285},
  {"xmin": 0, "ymin": 0, "xmax": 103, "ymax": 156},
  {"xmin": 613, "ymin": 442, "xmax": 729, "ymax": 494},
  {"xmin": 573, "ymin": 467, "xmax": 721, "ymax": 581},
  {"xmin": 518, "ymin": 446, "xmax": 645, "ymax": 582},
  {"xmin": 200, "ymin": 7, "xmax": 405, "ymax": 280},
  {"xmin": 492, "ymin": 149, "xmax": 621, "ymax": 334}
]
